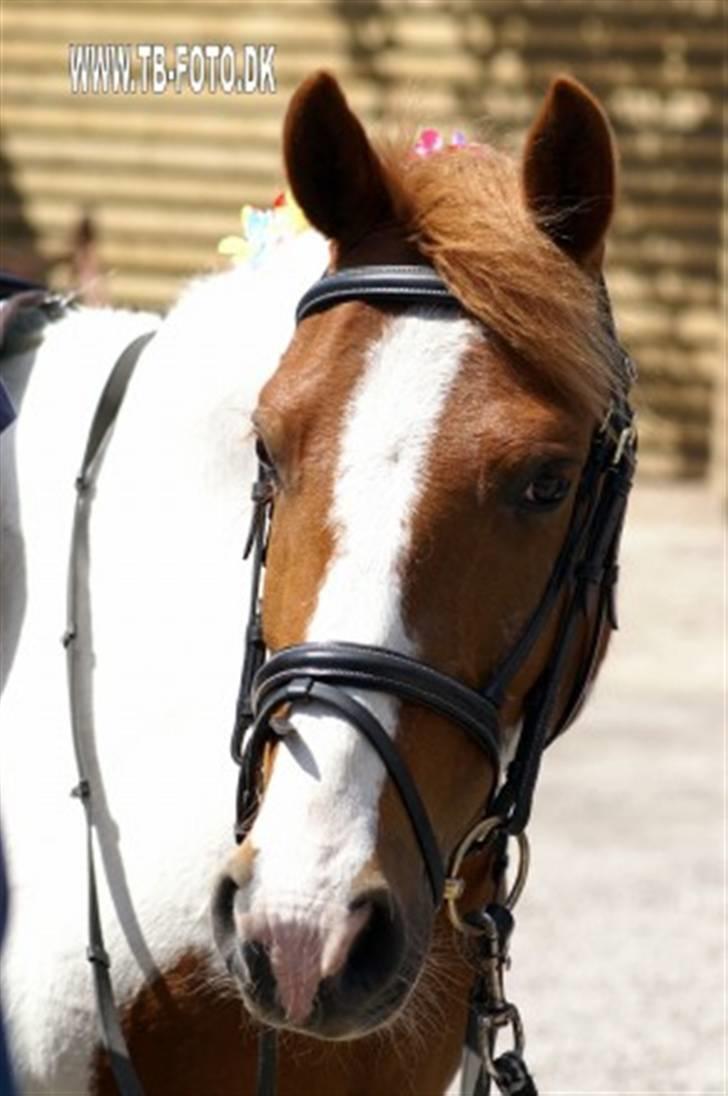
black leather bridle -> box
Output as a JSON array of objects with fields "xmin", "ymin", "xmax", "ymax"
[
  {"xmin": 55, "ymin": 261, "xmax": 635, "ymax": 1096},
  {"xmin": 228, "ymin": 263, "xmax": 636, "ymax": 1095},
  {"xmin": 231, "ymin": 264, "xmax": 635, "ymax": 877}
]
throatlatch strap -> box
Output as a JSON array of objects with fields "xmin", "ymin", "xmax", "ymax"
[{"xmin": 66, "ymin": 330, "xmax": 155, "ymax": 1096}]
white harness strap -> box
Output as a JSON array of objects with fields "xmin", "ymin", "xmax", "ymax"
[{"xmin": 65, "ymin": 330, "xmax": 155, "ymax": 1096}]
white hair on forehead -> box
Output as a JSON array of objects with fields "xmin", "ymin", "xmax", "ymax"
[
  {"xmin": 249, "ymin": 307, "xmax": 478, "ymax": 908},
  {"xmin": 310, "ymin": 307, "xmax": 478, "ymax": 649}
]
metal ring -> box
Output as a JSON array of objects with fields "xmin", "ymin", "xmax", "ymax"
[
  {"xmin": 444, "ymin": 819, "xmax": 530, "ymax": 935},
  {"xmin": 479, "ymin": 1003, "xmax": 526, "ymax": 1079}
]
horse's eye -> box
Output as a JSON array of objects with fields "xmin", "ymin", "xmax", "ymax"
[{"xmin": 521, "ymin": 473, "xmax": 571, "ymax": 509}]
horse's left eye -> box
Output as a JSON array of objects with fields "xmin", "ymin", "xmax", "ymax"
[{"xmin": 521, "ymin": 473, "xmax": 571, "ymax": 509}]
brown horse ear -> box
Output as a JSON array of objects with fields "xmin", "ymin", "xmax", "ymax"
[
  {"xmin": 523, "ymin": 76, "xmax": 617, "ymax": 269},
  {"xmin": 283, "ymin": 71, "xmax": 395, "ymax": 247}
]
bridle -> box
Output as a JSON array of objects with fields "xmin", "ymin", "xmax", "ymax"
[
  {"xmin": 59, "ymin": 263, "xmax": 635, "ymax": 1096},
  {"xmin": 229, "ymin": 264, "xmax": 637, "ymax": 1096}
]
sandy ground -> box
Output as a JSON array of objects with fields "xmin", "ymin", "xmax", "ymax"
[{"xmin": 448, "ymin": 482, "xmax": 725, "ymax": 1096}]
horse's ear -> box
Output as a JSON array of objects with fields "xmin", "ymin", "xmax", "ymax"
[
  {"xmin": 283, "ymin": 71, "xmax": 395, "ymax": 246},
  {"xmin": 522, "ymin": 76, "xmax": 617, "ymax": 269}
]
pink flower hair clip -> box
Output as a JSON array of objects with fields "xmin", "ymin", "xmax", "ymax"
[{"xmin": 413, "ymin": 128, "xmax": 470, "ymax": 157}]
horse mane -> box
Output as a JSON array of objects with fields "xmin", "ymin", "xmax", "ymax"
[{"xmin": 378, "ymin": 137, "xmax": 616, "ymax": 418}]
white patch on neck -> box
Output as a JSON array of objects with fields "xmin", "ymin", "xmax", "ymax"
[{"xmin": 249, "ymin": 309, "xmax": 478, "ymax": 911}]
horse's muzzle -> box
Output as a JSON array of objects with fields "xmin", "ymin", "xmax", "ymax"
[{"xmin": 211, "ymin": 872, "xmax": 416, "ymax": 1038}]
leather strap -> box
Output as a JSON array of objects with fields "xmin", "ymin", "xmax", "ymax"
[
  {"xmin": 296, "ymin": 264, "xmax": 460, "ymax": 323},
  {"xmin": 255, "ymin": 1028, "xmax": 279, "ymax": 1096},
  {"xmin": 480, "ymin": 424, "xmax": 612, "ymax": 709},
  {"xmin": 0, "ymin": 271, "xmax": 45, "ymax": 299},
  {"xmin": 235, "ymin": 640, "xmax": 502, "ymax": 905},
  {"xmin": 253, "ymin": 643, "xmax": 501, "ymax": 766},
  {"xmin": 490, "ymin": 415, "xmax": 635, "ymax": 834},
  {"xmin": 76, "ymin": 334, "xmax": 155, "ymax": 488},
  {"xmin": 239, "ymin": 677, "xmax": 447, "ymax": 903},
  {"xmin": 548, "ymin": 438, "xmax": 635, "ymax": 740},
  {"xmin": 65, "ymin": 330, "xmax": 155, "ymax": 1096},
  {"xmin": 0, "ymin": 289, "xmax": 52, "ymax": 347}
]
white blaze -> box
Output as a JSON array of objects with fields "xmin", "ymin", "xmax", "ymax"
[{"xmin": 248, "ymin": 309, "xmax": 478, "ymax": 911}]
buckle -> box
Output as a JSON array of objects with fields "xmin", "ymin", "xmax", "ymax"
[
  {"xmin": 612, "ymin": 422, "xmax": 637, "ymax": 465},
  {"xmin": 463, "ymin": 904, "xmax": 536, "ymax": 1094},
  {"xmin": 598, "ymin": 399, "xmax": 616, "ymax": 435},
  {"xmin": 251, "ymin": 478, "xmax": 274, "ymax": 504},
  {"xmin": 86, "ymin": 943, "xmax": 111, "ymax": 968}
]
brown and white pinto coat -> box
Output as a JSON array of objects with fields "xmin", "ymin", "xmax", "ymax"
[
  {"xmin": 217, "ymin": 63, "xmax": 617, "ymax": 1033},
  {"xmin": 4, "ymin": 72, "xmax": 620, "ymax": 1096},
  {"xmin": 114, "ymin": 73, "xmax": 617, "ymax": 1094}
]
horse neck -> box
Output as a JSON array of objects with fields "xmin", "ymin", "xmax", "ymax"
[
  {"xmin": 100, "ymin": 232, "xmax": 327, "ymax": 498},
  {"xmin": 2, "ymin": 234, "xmax": 326, "ymax": 853},
  {"xmin": 80, "ymin": 235, "xmax": 329, "ymax": 761}
]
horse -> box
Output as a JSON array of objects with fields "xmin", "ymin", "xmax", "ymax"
[{"xmin": 0, "ymin": 71, "xmax": 635, "ymax": 1096}]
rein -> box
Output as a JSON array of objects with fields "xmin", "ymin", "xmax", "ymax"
[
  {"xmin": 1, "ymin": 276, "xmax": 153, "ymax": 1092},
  {"xmin": 65, "ymin": 330, "xmax": 156, "ymax": 1096},
  {"xmin": 230, "ymin": 264, "xmax": 637, "ymax": 1096}
]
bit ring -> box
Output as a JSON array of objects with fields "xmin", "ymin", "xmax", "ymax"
[{"xmin": 444, "ymin": 818, "xmax": 530, "ymax": 934}]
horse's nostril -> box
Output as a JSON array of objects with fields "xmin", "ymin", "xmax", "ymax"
[
  {"xmin": 337, "ymin": 888, "xmax": 405, "ymax": 999},
  {"xmin": 240, "ymin": 940, "xmax": 278, "ymax": 1012},
  {"xmin": 210, "ymin": 873, "xmax": 238, "ymax": 952},
  {"xmin": 214, "ymin": 879, "xmax": 410, "ymax": 1033}
]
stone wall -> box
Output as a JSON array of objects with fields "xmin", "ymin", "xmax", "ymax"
[{"xmin": 1, "ymin": 0, "xmax": 722, "ymax": 476}]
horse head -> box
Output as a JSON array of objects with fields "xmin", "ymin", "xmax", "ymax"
[{"xmin": 213, "ymin": 71, "xmax": 630, "ymax": 1043}]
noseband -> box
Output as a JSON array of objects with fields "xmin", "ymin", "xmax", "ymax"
[{"xmin": 229, "ymin": 263, "xmax": 636, "ymax": 1095}]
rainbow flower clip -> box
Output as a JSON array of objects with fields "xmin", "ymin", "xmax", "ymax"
[
  {"xmin": 218, "ymin": 188, "xmax": 309, "ymax": 268},
  {"xmin": 219, "ymin": 129, "xmax": 472, "ymax": 267}
]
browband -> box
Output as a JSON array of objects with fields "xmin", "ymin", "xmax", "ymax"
[{"xmin": 296, "ymin": 264, "xmax": 460, "ymax": 324}]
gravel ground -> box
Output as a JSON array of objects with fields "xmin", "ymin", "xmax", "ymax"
[{"xmin": 449, "ymin": 483, "xmax": 725, "ymax": 1096}]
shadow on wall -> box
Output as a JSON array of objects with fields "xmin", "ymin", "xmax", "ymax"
[
  {"xmin": 0, "ymin": 147, "xmax": 108, "ymax": 304},
  {"xmin": 0, "ymin": 146, "xmax": 47, "ymax": 283}
]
